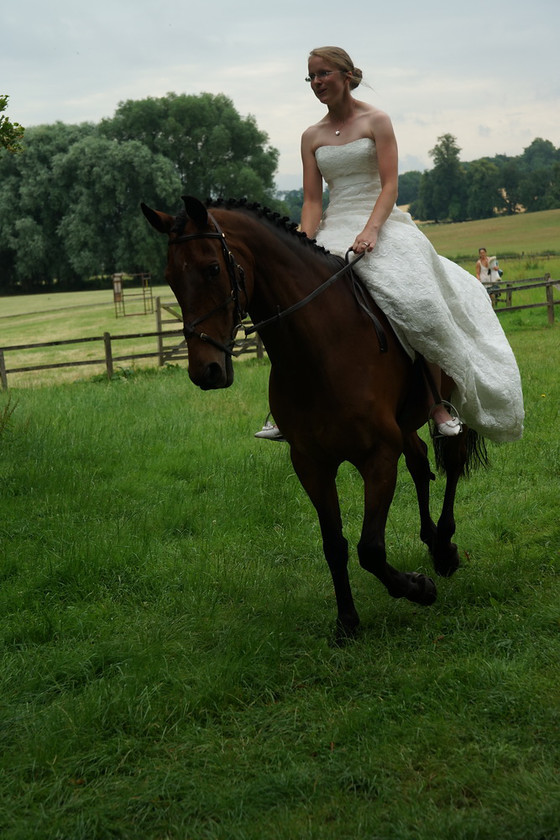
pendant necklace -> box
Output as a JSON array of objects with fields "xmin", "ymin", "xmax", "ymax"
[{"xmin": 333, "ymin": 114, "xmax": 347, "ymax": 136}]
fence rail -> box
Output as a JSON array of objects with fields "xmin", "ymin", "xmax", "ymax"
[
  {"xmin": 0, "ymin": 297, "xmax": 264, "ymax": 389},
  {"xmin": 2, "ymin": 277, "xmax": 557, "ymax": 390},
  {"xmin": 485, "ymin": 273, "xmax": 560, "ymax": 323}
]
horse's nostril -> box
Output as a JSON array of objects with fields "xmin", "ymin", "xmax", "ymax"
[{"xmin": 193, "ymin": 362, "xmax": 227, "ymax": 390}]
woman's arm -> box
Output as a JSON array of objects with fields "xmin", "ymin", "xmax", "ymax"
[
  {"xmin": 351, "ymin": 110, "xmax": 399, "ymax": 253},
  {"xmin": 300, "ymin": 128, "xmax": 324, "ymax": 238}
]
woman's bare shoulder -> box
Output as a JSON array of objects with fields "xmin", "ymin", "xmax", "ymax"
[
  {"xmin": 301, "ymin": 120, "xmax": 329, "ymax": 154},
  {"xmin": 357, "ymin": 102, "xmax": 392, "ymax": 127},
  {"xmin": 302, "ymin": 119, "xmax": 328, "ymax": 142}
]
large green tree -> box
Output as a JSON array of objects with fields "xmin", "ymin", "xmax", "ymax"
[
  {"xmin": 428, "ymin": 133, "xmax": 466, "ymax": 222},
  {"xmin": 0, "ymin": 122, "xmax": 180, "ymax": 291},
  {"xmin": 409, "ymin": 134, "xmax": 466, "ymax": 222},
  {"xmin": 0, "ymin": 95, "xmax": 24, "ymax": 153},
  {"xmin": 100, "ymin": 92, "xmax": 279, "ymax": 203},
  {"xmin": 0, "ymin": 122, "xmax": 95, "ymax": 291},
  {"xmin": 464, "ymin": 159, "xmax": 501, "ymax": 220},
  {"xmin": 0, "ymin": 92, "xmax": 280, "ymax": 293},
  {"xmin": 397, "ymin": 170, "xmax": 422, "ymax": 207},
  {"xmin": 53, "ymin": 135, "xmax": 181, "ymax": 279},
  {"xmin": 520, "ymin": 137, "xmax": 559, "ymax": 171}
]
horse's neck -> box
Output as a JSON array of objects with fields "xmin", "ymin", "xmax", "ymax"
[
  {"xmin": 249, "ymin": 255, "xmax": 354, "ymax": 370},
  {"xmin": 223, "ymin": 211, "xmax": 349, "ymax": 360}
]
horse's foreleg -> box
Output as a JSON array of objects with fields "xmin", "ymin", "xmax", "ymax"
[
  {"xmin": 290, "ymin": 450, "xmax": 360, "ymax": 639},
  {"xmin": 357, "ymin": 447, "xmax": 437, "ymax": 606}
]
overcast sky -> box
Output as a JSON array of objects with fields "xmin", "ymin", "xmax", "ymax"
[{"xmin": 3, "ymin": 0, "xmax": 559, "ymax": 189}]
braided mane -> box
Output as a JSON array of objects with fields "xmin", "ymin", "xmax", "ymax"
[{"xmin": 173, "ymin": 197, "xmax": 339, "ymax": 265}]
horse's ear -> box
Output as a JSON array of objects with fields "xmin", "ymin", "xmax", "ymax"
[
  {"xmin": 182, "ymin": 196, "xmax": 208, "ymax": 230},
  {"xmin": 141, "ymin": 202, "xmax": 174, "ymax": 234}
]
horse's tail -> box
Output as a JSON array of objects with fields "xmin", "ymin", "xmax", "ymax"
[{"xmin": 432, "ymin": 427, "xmax": 489, "ymax": 477}]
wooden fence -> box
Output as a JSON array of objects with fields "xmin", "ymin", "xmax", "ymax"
[
  {"xmin": 2, "ymin": 278, "xmax": 557, "ymax": 390},
  {"xmin": 0, "ymin": 298, "xmax": 264, "ymax": 390},
  {"xmin": 485, "ymin": 273, "xmax": 560, "ymax": 323}
]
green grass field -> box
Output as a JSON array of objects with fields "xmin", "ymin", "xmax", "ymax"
[
  {"xmin": 0, "ymin": 210, "xmax": 559, "ymax": 838},
  {"xmin": 419, "ymin": 207, "xmax": 560, "ymax": 261}
]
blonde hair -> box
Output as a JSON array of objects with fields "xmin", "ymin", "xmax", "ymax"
[{"xmin": 309, "ymin": 46, "xmax": 363, "ymax": 90}]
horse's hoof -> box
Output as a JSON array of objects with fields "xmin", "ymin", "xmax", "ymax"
[
  {"xmin": 407, "ymin": 572, "xmax": 437, "ymax": 606},
  {"xmin": 434, "ymin": 544, "xmax": 461, "ymax": 578},
  {"xmin": 333, "ymin": 615, "xmax": 360, "ymax": 646}
]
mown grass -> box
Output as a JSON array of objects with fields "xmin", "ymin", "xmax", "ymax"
[{"xmin": 1, "ymin": 289, "xmax": 559, "ymax": 839}]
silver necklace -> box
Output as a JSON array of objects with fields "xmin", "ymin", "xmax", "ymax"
[
  {"xmin": 333, "ymin": 115, "xmax": 347, "ymax": 136},
  {"xmin": 330, "ymin": 108, "xmax": 350, "ymax": 136}
]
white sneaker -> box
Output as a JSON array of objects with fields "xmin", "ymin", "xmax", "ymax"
[{"xmin": 254, "ymin": 421, "xmax": 285, "ymax": 441}]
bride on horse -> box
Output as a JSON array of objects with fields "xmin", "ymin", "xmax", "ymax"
[{"xmin": 257, "ymin": 46, "xmax": 524, "ymax": 443}]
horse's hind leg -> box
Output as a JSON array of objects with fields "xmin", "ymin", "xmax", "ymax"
[
  {"xmin": 431, "ymin": 435, "xmax": 465, "ymax": 577},
  {"xmin": 404, "ymin": 430, "xmax": 461, "ymax": 577},
  {"xmin": 403, "ymin": 432, "xmax": 438, "ymax": 555},
  {"xmin": 290, "ymin": 450, "xmax": 360, "ymax": 639},
  {"xmin": 357, "ymin": 447, "xmax": 437, "ymax": 607}
]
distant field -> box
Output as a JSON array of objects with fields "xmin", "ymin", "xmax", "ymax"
[{"xmin": 419, "ymin": 208, "xmax": 560, "ymax": 261}]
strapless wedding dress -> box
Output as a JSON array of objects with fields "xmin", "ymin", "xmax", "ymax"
[{"xmin": 315, "ymin": 138, "xmax": 524, "ymax": 443}]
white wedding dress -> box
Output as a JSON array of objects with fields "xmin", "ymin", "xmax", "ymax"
[{"xmin": 314, "ymin": 138, "xmax": 524, "ymax": 443}]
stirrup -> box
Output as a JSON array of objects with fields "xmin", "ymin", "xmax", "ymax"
[{"xmin": 429, "ymin": 400, "xmax": 463, "ymax": 439}]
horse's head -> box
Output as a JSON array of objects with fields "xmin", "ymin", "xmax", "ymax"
[{"xmin": 141, "ymin": 196, "xmax": 248, "ymax": 390}]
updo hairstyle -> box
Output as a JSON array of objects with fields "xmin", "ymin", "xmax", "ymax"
[{"xmin": 308, "ymin": 46, "xmax": 363, "ymax": 90}]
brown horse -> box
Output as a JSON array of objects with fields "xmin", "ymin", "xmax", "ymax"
[{"xmin": 142, "ymin": 196, "xmax": 484, "ymax": 638}]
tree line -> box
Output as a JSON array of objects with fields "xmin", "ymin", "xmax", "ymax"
[
  {"xmin": 400, "ymin": 133, "xmax": 560, "ymax": 222},
  {"xmin": 0, "ymin": 93, "xmax": 280, "ymax": 293},
  {"xmin": 1, "ymin": 90, "xmax": 558, "ymax": 294},
  {"xmin": 279, "ymin": 134, "xmax": 560, "ymax": 225}
]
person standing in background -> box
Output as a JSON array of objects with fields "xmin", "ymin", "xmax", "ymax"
[{"xmin": 476, "ymin": 247, "xmax": 491, "ymax": 283}]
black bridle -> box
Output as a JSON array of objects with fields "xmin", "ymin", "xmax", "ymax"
[
  {"xmin": 169, "ymin": 213, "xmax": 387, "ymax": 356},
  {"xmin": 168, "ymin": 212, "xmax": 247, "ymax": 357}
]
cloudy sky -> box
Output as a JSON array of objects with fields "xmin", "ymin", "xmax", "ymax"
[{"xmin": 3, "ymin": 0, "xmax": 559, "ymax": 189}]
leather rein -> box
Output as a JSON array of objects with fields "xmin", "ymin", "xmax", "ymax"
[{"xmin": 169, "ymin": 212, "xmax": 387, "ymax": 356}]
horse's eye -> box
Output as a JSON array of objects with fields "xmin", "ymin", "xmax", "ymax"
[{"xmin": 205, "ymin": 263, "xmax": 220, "ymax": 279}]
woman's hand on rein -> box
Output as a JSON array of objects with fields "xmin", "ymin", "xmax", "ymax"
[{"xmin": 351, "ymin": 231, "xmax": 377, "ymax": 253}]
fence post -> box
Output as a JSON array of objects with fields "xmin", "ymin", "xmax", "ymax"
[
  {"xmin": 0, "ymin": 350, "xmax": 7, "ymax": 390},
  {"xmin": 545, "ymin": 274, "xmax": 554, "ymax": 325},
  {"xmin": 103, "ymin": 332, "xmax": 114, "ymax": 380},
  {"xmin": 156, "ymin": 297, "xmax": 164, "ymax": 366}
]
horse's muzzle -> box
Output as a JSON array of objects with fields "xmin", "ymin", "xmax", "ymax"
[{"xmin": 189, "ymin": 356, "xmax": 234, "ymax": 390}]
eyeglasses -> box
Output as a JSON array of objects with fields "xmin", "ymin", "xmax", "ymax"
[{"xmin": 305, "ymin": 70, "xmax": 338, "ymax": 83}]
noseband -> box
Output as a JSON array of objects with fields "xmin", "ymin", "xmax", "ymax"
[{"xmin": 168, "ymin": 212, "xmax": 247, "ymax": 357}]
